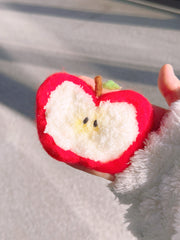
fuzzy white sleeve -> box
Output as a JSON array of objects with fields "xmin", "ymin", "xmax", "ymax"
[
  {"xmin": 110, "ymin": 100, "xmax": 180, "ymax": 239},
  {"xmin": 111, "ymin": 100, "xmax": 180, "ymax": 195}
]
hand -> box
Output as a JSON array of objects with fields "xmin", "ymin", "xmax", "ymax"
[{"xmin": 69, "ymin": 64, "xmax": 180, "ymax": 181}]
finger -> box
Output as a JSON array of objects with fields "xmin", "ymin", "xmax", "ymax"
[
  {"xmin": 158, "ymin": 64, "xmax": 180, "ymax": 106},
  {"xmin": 68, "ymin": 163, "xmax": 115, "ymax": 181},
  {"xmin": 152, "ymin": 105, "xmax": 167, "ymax": 131},
  {"xmin": 78, "ymin": 75, "xmax": 95, "ymax": 89}
]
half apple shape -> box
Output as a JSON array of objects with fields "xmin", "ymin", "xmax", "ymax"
[{"xmin": 36, "ymin": 72, "xmax": 153, "ymax": 174}]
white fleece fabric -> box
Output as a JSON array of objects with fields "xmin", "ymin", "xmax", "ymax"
[{"xmin": 110, "ymin": 100, "xmax": 180, "ymax": 240}]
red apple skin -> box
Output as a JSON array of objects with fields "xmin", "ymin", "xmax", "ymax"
[{"xmin": 36, "ymin": 72, "xmax": 154, "ymax": 174}]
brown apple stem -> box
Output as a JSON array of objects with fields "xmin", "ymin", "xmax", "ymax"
[{"xmin": 94, "ymin": 75, "xmax": 102, "ymax": 97}]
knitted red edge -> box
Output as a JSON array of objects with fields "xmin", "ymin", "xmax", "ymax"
[{"xmin": 36, "ymin": 72, "xmax": 154, "ymax": 174}]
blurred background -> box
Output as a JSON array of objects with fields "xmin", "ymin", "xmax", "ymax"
[{"xmin": 0, "ymin": 0, "xmax": 180, "ymax": 239}]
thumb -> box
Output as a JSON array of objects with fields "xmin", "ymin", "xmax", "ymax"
[{"xmin": 158, "ymin": 64, "xmax": 180, "ymax": 106}]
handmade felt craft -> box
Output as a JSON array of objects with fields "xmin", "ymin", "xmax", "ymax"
[{"xmin": 36, "ymin": 72, "xmax": 153, "ymax": 174}]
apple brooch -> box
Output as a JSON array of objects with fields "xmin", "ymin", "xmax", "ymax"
[{"xmin": 36, "ymin": 72, "xmax": 153, "ymax": 174}]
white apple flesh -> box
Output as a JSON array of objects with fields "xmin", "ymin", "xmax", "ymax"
[{"xmin": 44, "ymin": 81, "xmax": 139, "ymax": 163}]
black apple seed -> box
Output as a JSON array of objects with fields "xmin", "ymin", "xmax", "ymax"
[
  {"xmin": 83, "ymin": 117, "xmax": 89, "ymax": 124},
  {"xmin": 93, "ymin": 120, "xmax": 98, "ymax": 127}
]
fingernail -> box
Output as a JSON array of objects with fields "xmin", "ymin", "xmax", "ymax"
[{"xmin": 166, "ymin": 64, "xmax": 175, "ymax": 76}]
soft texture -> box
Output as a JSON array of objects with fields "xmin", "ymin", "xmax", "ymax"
[
  {"xmin": 110, "ymin": 100, "xmax": 180, "ymax": 240},
  {"xmin": 36, "ymin": 72, "xmax": 153, "ymax": 174},
  {"xmin": 44, "ymin": 81, "xmax": 139, "ymax": 163}
]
